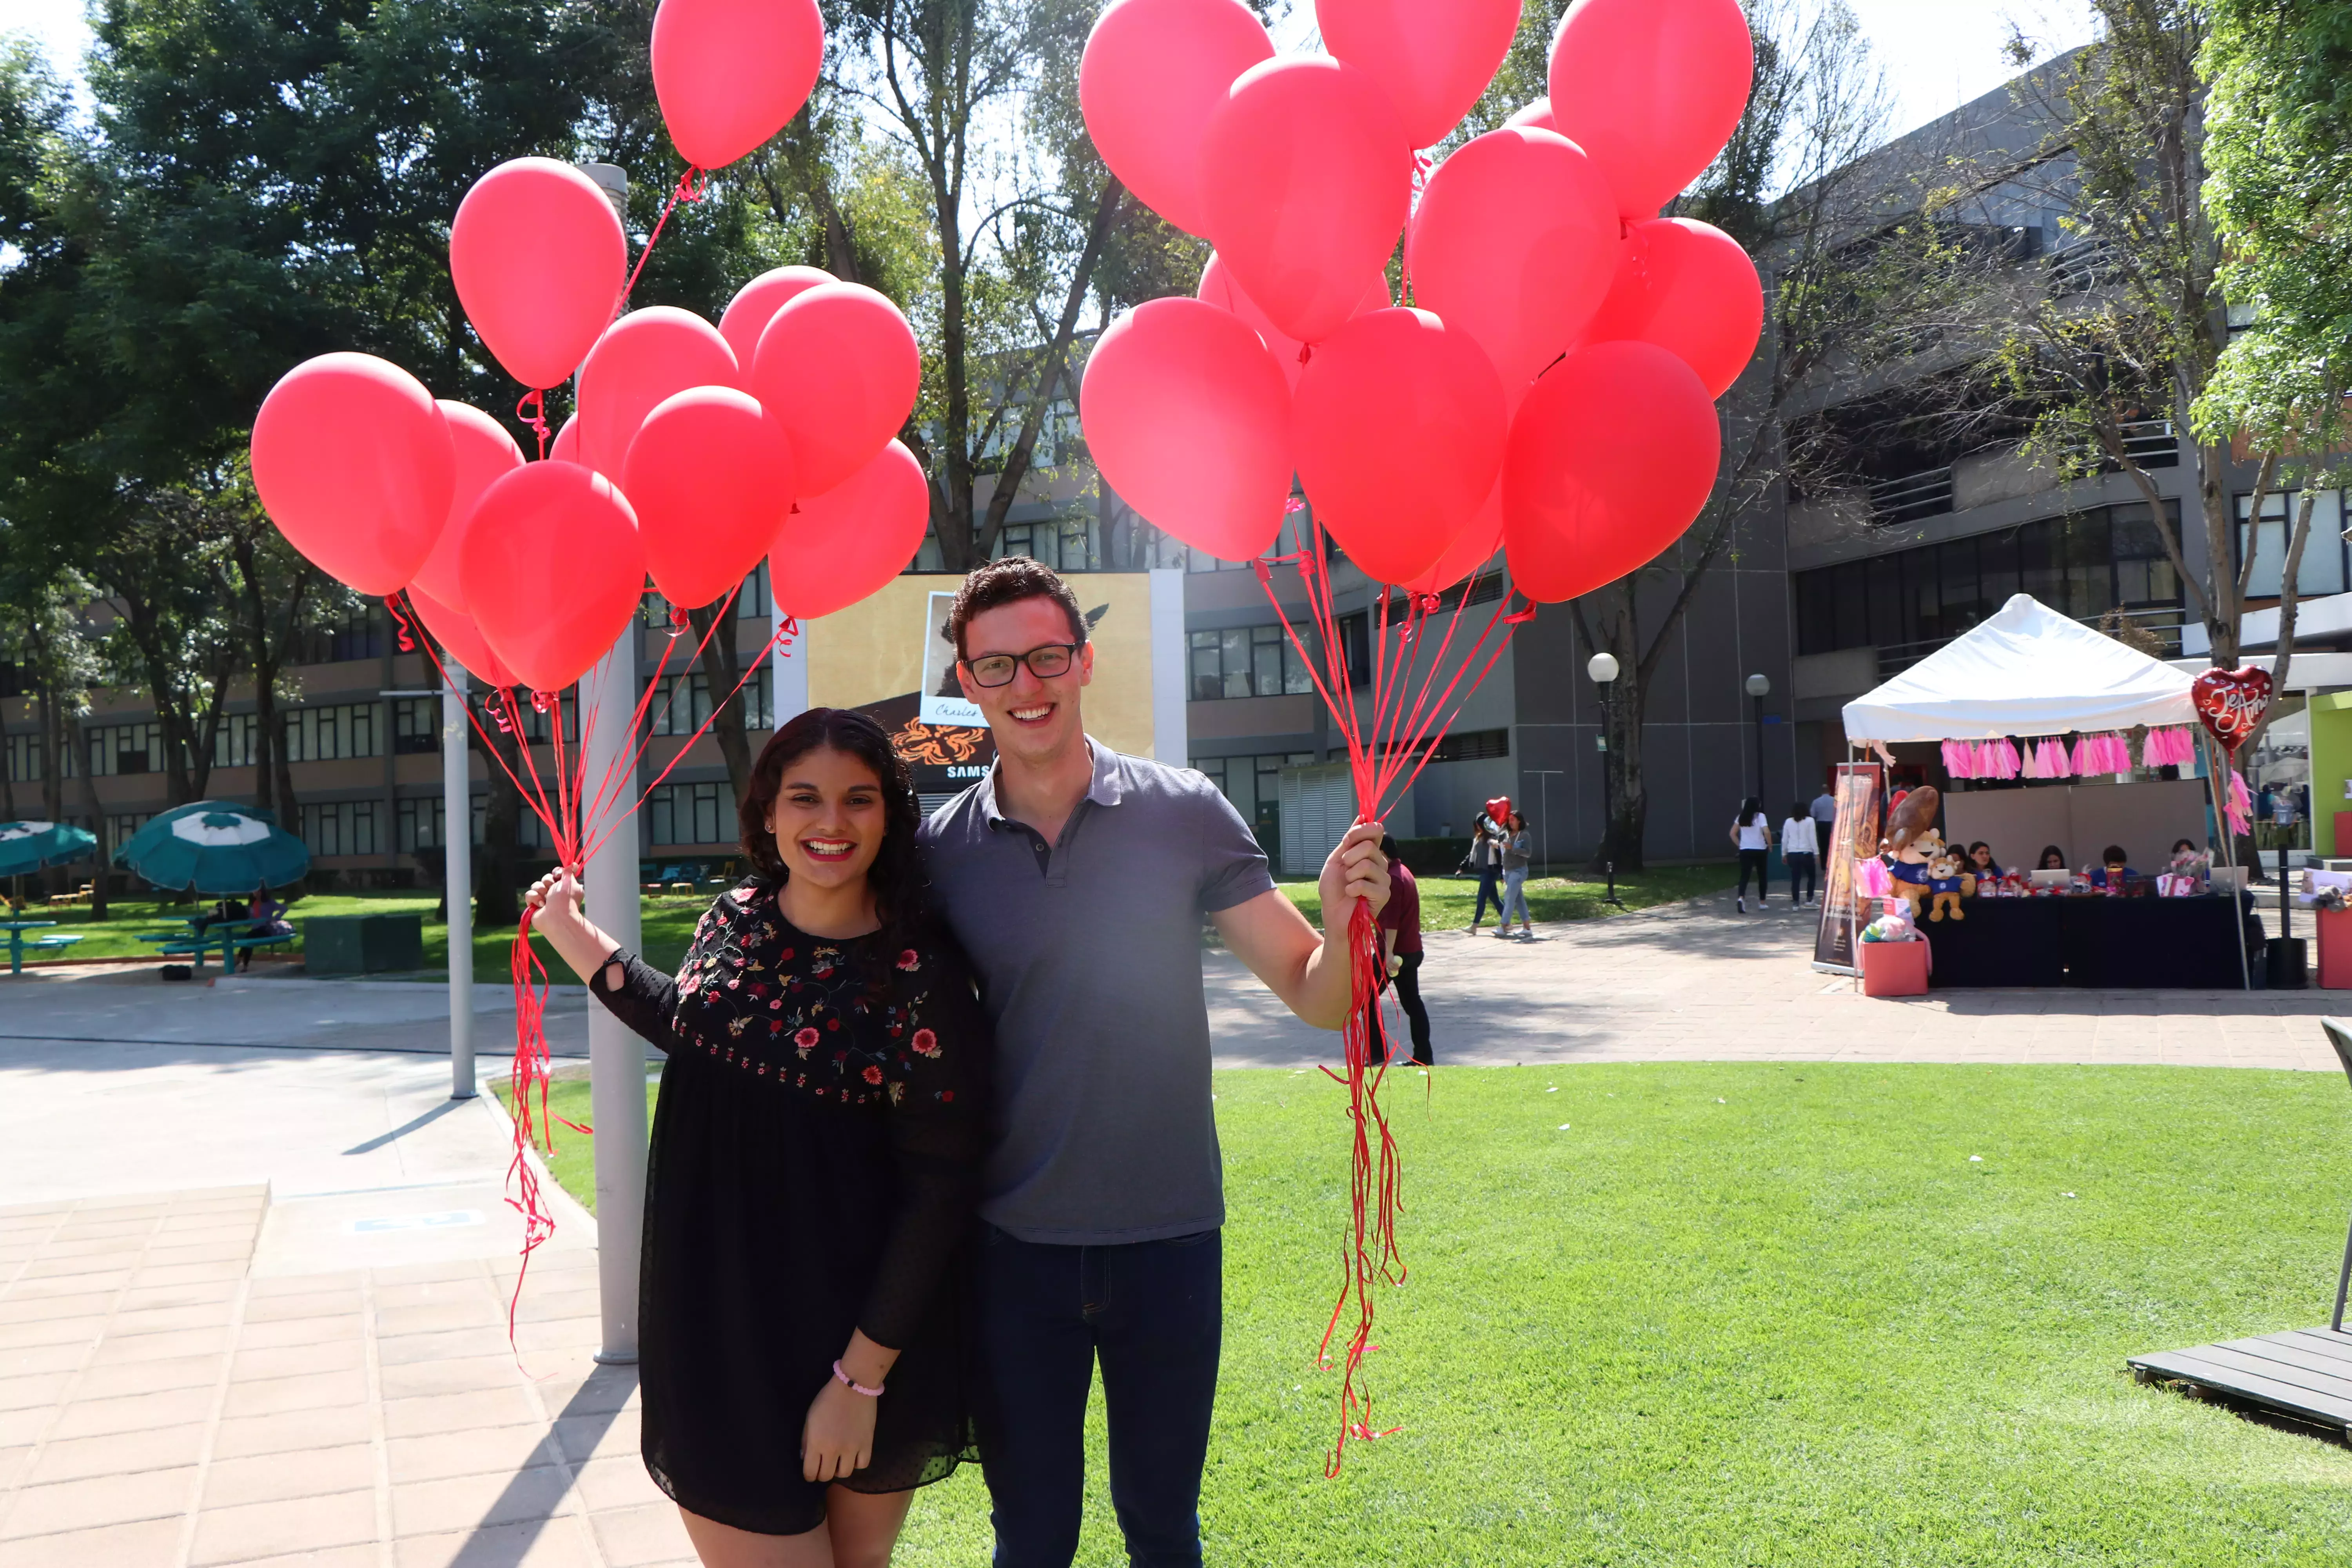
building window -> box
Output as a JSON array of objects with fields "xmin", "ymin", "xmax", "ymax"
[
  {"xmin": 515, "ymin": 692, "xmax": 580, "ymax": 746},
  {"xmin": 391, "ymin": 698, "xmax": 440, "ymax": 755},
  {"xmin": 292, "ymin": 610, "xmax": 388, "ymax": 664},
  {"xmin": 298, "ymin": 800, "xmax": 379, "ymax": 858},
  {"xmin": 1194, "ymin": 751, "xmax": 1315, "ymax": 851},
  {"xmin": 1413, "ymin": 728, "xmax": 1510, "ymax": 764},
  {"xmin": 2237, "ymin": 489, "xmax": 2350, "ymax": 601},
  {"xmin": 105, "ymin": 812, "xmax": 151, "ymax": 848},
  {"xmin": 648, "ymin": 666, "xmax": 774, "ymax": 736},
  {"xmin": 1793, "ymin": 500, "xmax": 2186, "ymax": 657},
  {"xmin": 5, "ymin": 732, "xmax": 54, "ymax": 782},
  {"xmin": 643, "ymin": 563, "xmax": 775, "ymax": 626},
  {"xmin": 283, "ymin": 703, "xmax": 381, "ymax": 763},
  {"xmin": 396, "ymin": 796, "xmax": 446, "ymax": 852},
  {"xmin": 87, "ymin": 722, "xmax": 164, "ymax": 778},
  {"xmin": 213, "ymin": 713, "xmax": 261, "ymax": 768},
  {"xmin": 1189, "ymin": 625, "xmax": 1315, "ymax": 701},
  {"xmin": 646, "ymin": 781, "xmax": 733, "ymax": 846}
]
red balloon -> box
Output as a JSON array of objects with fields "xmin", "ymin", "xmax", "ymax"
[
  {"xmin": 1198, "ymin": 253, "xmax": 1388, "ymax": 394},
  {"xmin": 458, "ymin": 463, "xmax": 647, "ymax": 693},
  {"xmin": 1199, "ymin": 56, "xmax": 1413, "ymax": 344},
  {"xmin": 450, "ymin": 159, "xmax": 628, "ymax": 389},
  {"xmin": 1293, "ymin": 308, "xmax": 1506, "ymax": 586},
  {"xmin": 751, "ymin": 282, "xmax": 921, "ymax": 496},
  {"xmin": 407, "ymin": 583, "xmax": 519, "ymax": 689},
  {"xmin": 1401, "ymin": 483, "xmax": 1503, "ymax": 595},
  {"xmin": 1504, "ymin": 96, "xmax": 1556, "ymax": 132},
  {"xmin": 1407, "ymin": 127, "xmax": 1621, "ymax": 388},
  {"xmin": 1503, "ymin": 340, "xmax": 1719, "ymax": 602},
  {"xmin": 652, "ymin": 0, "xmax": 824, "ymax": 169},
  {"xmin": 768, "ymin": 441, "xmax": 930, "ymax": 621},
  {"xmin": 1081, "ymin": 0, "xmax": 1273, "ymax": 238},
  {"xmin": 1080, "ymin": 298, "xmax": 1292, "ymax": 563},
  {"xmin": 1549, "ymin": 0, "xmax": 1754, "ymax": 219},
  {"xmin": 1577, "ymin": 218, "xmax": 1762, "ymax": 397},
  {"xmin": 549, "ymin": 412, "xmax": 583, "ymax": 467},
  {"xmin": 576, "ymin": 306, "xmax": 739, "ymax": 477},
  {"xmin": 411, "ymin": 402, "xmax": 524, "ymax": 613},
  {"xmin": 250, "ymin": 353, "xmax": 454, "ymax": 597},
  {"xmin": 625, "ymin": 386, "xmax": 797, "ymax": 611},
  {"xmin": 1317, "ymin": 0, "xmax": 1523, "ymax": 149},
  {"xmin": 718, "ymin": 265, "xmax": 833, "ymax": 371}
]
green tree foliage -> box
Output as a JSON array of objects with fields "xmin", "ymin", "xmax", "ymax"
[{"xmin": 2198, "ymin": 0, "xmax": 2352, "ymax": 457}]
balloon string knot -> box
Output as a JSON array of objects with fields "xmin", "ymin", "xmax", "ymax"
[
  {"xmin": 1298, "ymin": 344, "xmax": 1312, "ymax": 367},
  {"xmin": 385, "ymin": 592, "xmax": 417, "ymax": 653},
  {"xmin": 514, "ymin": 388, "xmax": 552, "ymax": 459},
  {"xmin": 532, "ymin": 690, "xmax": 553, "ymax": 714},
  {"xmin": 1284, "ymin": 497, "xmax": 1307, "ymax": 515}
]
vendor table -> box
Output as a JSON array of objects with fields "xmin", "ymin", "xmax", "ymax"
[
  {"xmin": 1, "ymin": 919, "xmax": 58, "ymax": 976},
  {"xmin": 1921, "ymin": 894, "xmax": 2254, "ymax": 989}
]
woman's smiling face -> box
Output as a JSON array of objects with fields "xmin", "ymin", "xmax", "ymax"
[{"xmin": 766, "ymin": 745, "xmax": 887, "ymax": 893}]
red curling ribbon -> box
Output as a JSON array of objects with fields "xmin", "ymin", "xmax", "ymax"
[
  {"xmin": 385, "ymin": 591, "xmax": 418, "ymax": 653},
  {"xmin": 514, "ymin": 388, "xmax": 552, "ymax": 459}
]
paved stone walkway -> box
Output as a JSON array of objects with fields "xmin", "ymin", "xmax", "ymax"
[{"xmin": 3, "ymin": 890, "xmax": 2348, "ymax": 1564}]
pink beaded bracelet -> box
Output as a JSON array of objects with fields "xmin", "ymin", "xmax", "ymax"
[{"xmin": 833, "ymin": 1360, "xmax": 884, "ymax": 1398}]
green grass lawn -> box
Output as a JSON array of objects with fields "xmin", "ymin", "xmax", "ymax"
[
  {"xmin": 19, "ymin": 888, "xmax": 710, "ymax": 983},
  {"xmin": 503, "ymin": 1061, "xmax": 2352, "ymax": 1564},
  {"xmin": 1282, "ymin": 862, "xmax": 1736, "ymax": 931}
]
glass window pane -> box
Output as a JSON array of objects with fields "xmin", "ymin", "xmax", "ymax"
[
  {"xmin": 1221, "ymin": 628, "xmax": 1251, "ymax": 699},
  {"xmin": 1831, "ymin": 561, "xmax": 1868, "ymax": 649},
  {"xmin": 1251, "ymin": 627, "xmax": 1283, "ymax": 697},
  {"xmin": 2018, "ymin": 518, "xmax": 2061, "ymax": 608},
  {"xmin": 1191, "ymin": 637, "xmax": 1220, "ymax": 701},
  {"xmin": 1936, "ymin": 537, "xmax": 1980, "ymax": 637},
  {"xmin": 1981, "ymin": 527, "xmax": 2020, "ymax": 605},
  {"xmin": 1865, "ymin": 555, "xmax": 1902, "ymax": 647},
  {"xmin": 2305, "ymin": 491, "xmax": 2347, "ymax": 597},
  {"xmin": 2237, "ymin": 492, "xmax": 2288, "ymax": 599}
]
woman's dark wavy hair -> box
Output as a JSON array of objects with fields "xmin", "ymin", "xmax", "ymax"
[{"xmin": 738, "ymin": 708, "xmax": 925, "ymax": 961}]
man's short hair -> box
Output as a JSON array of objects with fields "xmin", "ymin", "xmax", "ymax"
[{"xmin": 943, "ymin": 557, "xmax": 1087, "ymax": 660}]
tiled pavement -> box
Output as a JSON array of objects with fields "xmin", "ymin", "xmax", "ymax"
[{"xmin": 0, "ymin": 1189, "xmax": 690, "ymax": 1568}]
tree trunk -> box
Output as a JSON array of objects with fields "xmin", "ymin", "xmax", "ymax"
[
  {"xmin": 684, "ymin": 603, "xmax": 753, "ymax": 808},
  {"xmin": 35, "ymin": 679, "xmax": 62, "ymax": 897}
]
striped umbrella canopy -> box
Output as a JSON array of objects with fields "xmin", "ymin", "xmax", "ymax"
[
  {"xmin": 114, "ymin": 801, "xmax": 310, "ymax": 894},
  {"xmin": 0, "ymin": 821, "xmax": 98, "ymax": 879}
]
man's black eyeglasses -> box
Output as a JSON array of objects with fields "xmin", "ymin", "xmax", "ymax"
[{"xmin": 964, "ymin": 643, "xmax": 1080, "ymax": 688}]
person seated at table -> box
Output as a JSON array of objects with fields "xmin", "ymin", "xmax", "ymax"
[
  {"xmin": 2037, "ymin": 845, "xmax": 2067, "ymax": 873},
  {"xmin": 2087, "ymin": 845, "xmax": 2139, "ymax": 889},
  {"xmin": 193, "ymin": 895, "xmax": 249, "ymax": 936},
  {"xmin": 1967, "ymin": 841, "xmax": 2002, "ymax": 880},
  {"xmin": 2166, "ymin": 838, "xmax": 2205, "ymax": 873},
  {"xmin": 238, "ymin": 887, "xmax": 294, "ymax": 971}
]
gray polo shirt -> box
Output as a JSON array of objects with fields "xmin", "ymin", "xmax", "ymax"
[{"xmin": 917, "ymin": 740, "xmax": 1275, "ymax": 1244}]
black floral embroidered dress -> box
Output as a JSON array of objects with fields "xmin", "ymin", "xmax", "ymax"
[{"xmin": 589, "ymin": 876, "xmax": 989, "ymax": 1536}]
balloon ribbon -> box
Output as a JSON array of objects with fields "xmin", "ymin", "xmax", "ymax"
[{"xmin": 1250, "ymin": 519, "xmax": 1525, "ymax": 1473}]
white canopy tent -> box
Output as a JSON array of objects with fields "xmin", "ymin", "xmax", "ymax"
[{"xmin": 1842, "ymin": 593, "xmax": 2196, "ymax": 744}]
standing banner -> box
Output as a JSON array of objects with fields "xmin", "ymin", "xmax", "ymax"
[{"xmin": 1812, "ymin": 760, "xmax": 1884, "ymax": 975}]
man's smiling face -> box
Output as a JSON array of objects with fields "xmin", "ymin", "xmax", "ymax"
[{"xmin": 955, "ymin": 595, "xmax": 1094, "ymax": 766}]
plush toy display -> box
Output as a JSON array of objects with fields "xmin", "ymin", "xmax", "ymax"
[
  {"xmin": 1878, "ymin": 784, "xmax": 1943, "ymax": 918},
  {"xmin": 1924, "ymin": 848, "xmax": 1975, "ymax": 922}
]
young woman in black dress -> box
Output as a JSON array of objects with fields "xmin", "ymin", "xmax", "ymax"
[{"xmin": 525, "ymin": 708, "xmax": 988, "ymax": 1567}]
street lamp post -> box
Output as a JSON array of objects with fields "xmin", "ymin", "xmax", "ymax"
[
  {"xmin": 1588, "ymin": 652, "xmax": 1624, "ymax": 909},
  {"xmin": 1746, "ymin": 672, "xmax": 1771, "ymax": 803}
]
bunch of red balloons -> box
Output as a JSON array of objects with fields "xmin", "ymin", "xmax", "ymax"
[
  {"xmin": 1077, "ymin": 0, "xmax": 1765, "ymax": 601},
  {"xmin": 247, "ymin": 0, "xmax": 930, "ymax": 696}
]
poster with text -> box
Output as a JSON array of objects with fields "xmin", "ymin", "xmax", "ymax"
[{"xmin": 1812, "ymin": 761, "xmax": 1884, "ymax": 975}]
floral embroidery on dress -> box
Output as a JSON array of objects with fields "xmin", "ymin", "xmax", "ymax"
[{"xmin": 666, "ymin": 877, "xmax": 952, "ymax": 1109}]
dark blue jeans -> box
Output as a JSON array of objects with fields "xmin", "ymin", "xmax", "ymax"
[
  {"xmin": 1472, "ymin": 866, "xmax": 1503, "ymax": 924},
  {"xmin": 976, "ymin": 1224, "xmax": 1222, "ymax": 1568}
]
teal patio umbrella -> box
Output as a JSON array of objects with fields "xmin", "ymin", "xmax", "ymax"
[
  {"xmin": 0, "ymin": 821, "xmax": 98, "ymax": 878},
  {"xmin": 115, "ymin": 801, "xmax": 310, "ymax": 894}
]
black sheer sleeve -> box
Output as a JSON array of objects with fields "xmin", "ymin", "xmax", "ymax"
[
  {"xmin": 588, "ymin": 948, "xmax": 680, "ymax": 1051},
  {"xmin": 856, "ymin": 935, "xmax": 992, "ymax": 1350}
]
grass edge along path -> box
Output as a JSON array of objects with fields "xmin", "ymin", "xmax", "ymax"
[
  {"xmin": 502, "ymin": 1061, "xmax": 2352, "ymax": 1566},
  {"xmin": 1280, "ymin": 862, "xmax": 1737, "ymax": 931}
]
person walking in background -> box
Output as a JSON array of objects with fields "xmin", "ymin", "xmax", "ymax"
[
  {"xmin": 1466, "ymin": 812, "xmax": 1504, "ymax": 934},
  {"xmin": 1781, "ymin": 804, "xmax": 1818, "ymax": 908},
  {"xmin": 1372, "ymin": 835, "xmax": 1431, "ymax": 1064},
  {"xmin": 1731, "ymin": 797, "xmax": 1772, "ymax": 913},
  {"xmin": 1809, "ymin": 781, "xmax": 1838, "ymax": 846},
  {"xmin": 1496, "ymin": 813, "xmax": 1535, "ymax": 938}
]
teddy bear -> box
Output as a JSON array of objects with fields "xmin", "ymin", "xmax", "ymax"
[
  {"xmin": 1879, "ymin": 785, "xmax": 1944, "ymax": 919},
  {"xmin": 1925, "ymin": 847, "xmax": 1976, "ymax": 922}
]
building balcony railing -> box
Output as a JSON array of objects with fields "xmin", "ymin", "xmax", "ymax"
[
  {"xmin": 2116, "ymin": 417, "xmax": 2181, "ymax": 469},
  {"xmin": 1873, "ymin": 605, "xmax": 2187, "ymax": 679},
  {"xmin": 1867, "ymin": 466, "xmax": 1954, "ymax": 527}
]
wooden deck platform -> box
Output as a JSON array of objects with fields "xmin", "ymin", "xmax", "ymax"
[{"xmin": 2129, "ymin": 1326, "xmax": 2352, "ymax": 1436}]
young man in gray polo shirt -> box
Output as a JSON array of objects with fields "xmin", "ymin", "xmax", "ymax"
[{"xmin": 918, "ymin": 558, "xmax": 1387, "ymax": 1568}]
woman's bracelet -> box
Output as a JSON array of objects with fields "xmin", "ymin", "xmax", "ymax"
[{"xmin": 832, "ymin": 1359, "xmax": 884, "ymax": 1398}]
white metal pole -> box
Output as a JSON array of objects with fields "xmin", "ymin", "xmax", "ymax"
[
  {"xmin": 583, "ymin": 629, "xmax": 646, "ymax": 1364},
  {"xmin": 772, "ymin": 612, "xmax": 809, "ymax": 730},
  {"xmin": 441, "ymin": 660, "xmax": 474, "ymax": 1099}
]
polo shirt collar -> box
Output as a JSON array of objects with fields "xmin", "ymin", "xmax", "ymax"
[{"xmin": 978, "ymin": 735, "xmax": 1122, "ymax": 825}]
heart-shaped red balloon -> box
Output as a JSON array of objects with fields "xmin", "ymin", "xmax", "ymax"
[{"xmin": 2192, "ymin": 666, "xmax": 2273, "ymax": 757}]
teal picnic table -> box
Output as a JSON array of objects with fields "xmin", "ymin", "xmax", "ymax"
[
  {"xmin": 2, "ymin": 918, "xmax": 64, "ymax": 976},
  {"xmin": 136, "ymin": 916, "xmax": 255, "ymax": 976}
]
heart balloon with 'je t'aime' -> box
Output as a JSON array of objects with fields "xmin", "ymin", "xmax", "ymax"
[{"xmin": 2191, "ymin": 666, "xmax": 2273, "ymax": 759}]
